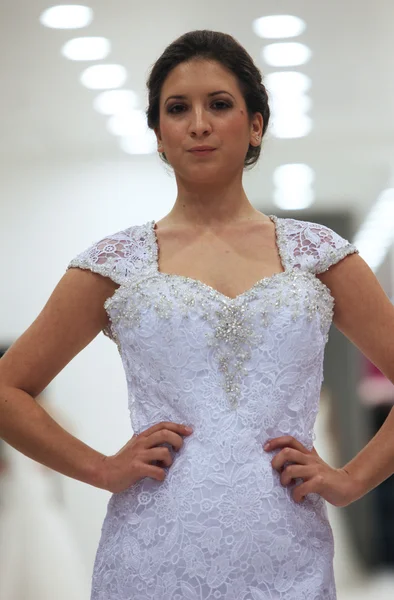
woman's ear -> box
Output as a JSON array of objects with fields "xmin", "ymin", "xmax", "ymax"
[
  {"xmin": 154, "ymin": 128, "xmax": 164, "ymax": 152},
  {"xmin": 154, "ymin": 127, "xmax": 162, "ymax": 143}
]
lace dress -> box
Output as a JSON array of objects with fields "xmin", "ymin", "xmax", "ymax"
[{"xmin": 67, "ymin": 215, "xmax": 359, "ymax": 600}]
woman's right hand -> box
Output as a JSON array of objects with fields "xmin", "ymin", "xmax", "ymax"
[{"xmin": 99, "ymin": 422, "xmax": 193, "ymax": 493}]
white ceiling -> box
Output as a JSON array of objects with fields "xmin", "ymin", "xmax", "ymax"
[{"xmin": 1, "ymin": 0, "xmax": 394, "ymax": 217}]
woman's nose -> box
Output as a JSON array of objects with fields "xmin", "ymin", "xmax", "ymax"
[{"xmin": 188, "ymin": 109, "xmax": 212, "ymax": 136}]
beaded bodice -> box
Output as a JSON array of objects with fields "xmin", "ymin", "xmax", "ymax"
[
  {"xmin": 67, "ymin": 215, "xmax": 358, "ymax": 600},
  {"xmin": 68, "ymin": 215, "xmax": 357, "ymax": 431}
]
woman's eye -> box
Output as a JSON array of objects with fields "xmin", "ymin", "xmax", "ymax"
[
  {"xmin": 213, "ymin": 101, "xmax": 231, "ymax": 110},
  {"xmin": 168, "ymin": 101, "xmax": 231, "ymax": 114},
  {"xmin": 168, "ymin": 104, "xmax": 185, "ymax": 114}
]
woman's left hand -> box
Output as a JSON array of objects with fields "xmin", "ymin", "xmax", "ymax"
[{"xmin": 264, "ymin": 435, "xmax": 360, "ymax": 507}]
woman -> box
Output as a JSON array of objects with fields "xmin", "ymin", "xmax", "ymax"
[{"xmin": 1, "ymin": 30, "xmax": 394, "ymax": 600}]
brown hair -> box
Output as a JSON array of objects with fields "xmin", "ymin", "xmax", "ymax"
[{"xmin": 146, "ymin": 30, "xmax": 270, "ymax": 170}]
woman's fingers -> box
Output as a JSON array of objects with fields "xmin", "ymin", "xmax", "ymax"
[
  {"xmin": 292, "ymin": 479, "xmax": 317, "ymax": 503},
  {"xmin": 264, "ymin": 435, "xmax": 348, "ymax": 505},
  {"xmin": 265, "ymin": 436, "xmax": 327, "ymax": 502},
  {"xmin": 271, "ymin": 447, "xmax": 310, "ymax": 471},
  {"xmin": 280, "ymin": 464, "xmax": 314, "ymax": 487},
  {"xmin": 265, "ymin": 435, "xmax": 309, "ymax": 454}
]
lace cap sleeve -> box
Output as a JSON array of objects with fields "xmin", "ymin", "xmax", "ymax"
[
  {"xmin": 66, "ymin": 228, "xmax": 135, "ymax": 285},
  {"xmin": 288, "ymin": 219, "xmax": 359, "ymax": 275}
]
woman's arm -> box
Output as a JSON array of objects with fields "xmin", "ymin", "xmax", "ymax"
[
  {"xmin": 0, "ymin": 268, "xmax": 119, "ymax": 489},
  {"xmin": 318, "ymin": 252, "xmax": 394, "ymax": 499}
]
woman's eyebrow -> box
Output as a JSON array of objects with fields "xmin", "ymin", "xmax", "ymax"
[{"xmin": 164, "ymin": 90, "xmax": 235, "ymax": 104}]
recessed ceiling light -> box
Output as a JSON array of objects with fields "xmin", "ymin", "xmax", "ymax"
[
  {"xmin": 120, "ymin": 133, "xmax": 157, "ymax": 155},
  {"xmin": 262, "ymin": 43, "xmax": 312, "ymax": 67},
  {"xmin": 107, "ymin": 110, "xmax": 148, "ymax": 137},
  {"xmin": 61, "ymin": 37, "xmax": 110, "ymax": 61},
  {"xmin": 265, "ymin": 71, "xmax": 312, "ymax": 95},
  {"xmin": 270, "ymin": 114, "xmax": 313, "ymax": 139},
  {"xmin": 274, "ymin": 163, "xmax": 315, "ymax": 187},
  {"xmin": 39, "ymin": 5, "xmax": 93, "ymax": 29},
  {"xmin": 273, "ymin": 164, "xmax": 315, "ymax": 210},
  {"xmin": 270, "ymin": 94, "xmax": 312, "ymax": 116},
  {"xmin": 93, "ymin": 90, "xmax": 139, "ymax": 115},
  {"xmin": 80, "ymin": 64, "xmax": 127, "ymax": 89},
  {"xmin": 273, "ymin": 187, "xmax": 315, "ymax": 210},
  {"xmin": 253, "ymin": 15, "xmax": 306, "ymax": 39}
]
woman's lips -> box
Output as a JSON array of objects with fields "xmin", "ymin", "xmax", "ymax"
[{"xmin": 189, "ymin": 149, "xmax": 216, "ymax": 156}]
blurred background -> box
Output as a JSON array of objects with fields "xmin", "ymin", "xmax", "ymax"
[{"xmin": 1, "ymin": 1, "xmax": 394, "ymax": 598}]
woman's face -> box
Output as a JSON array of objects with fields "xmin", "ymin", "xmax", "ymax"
[{"xmin": 155, "ymin": 59, "xmax": 262, "ymax": 182}]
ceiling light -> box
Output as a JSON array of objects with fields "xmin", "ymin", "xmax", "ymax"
[
  {"xmin": 94, "ymin": 90, "xmax": 139, "ymax": 115},
  {"xmin": 271, "ymin": 114, "xmax": 313, "ymax": 138},
  {"xmin": 61, "ymin": 37, "xmax": 110, "ymax": 61},
  {"xmin": 80, "ymin": 64, "xmax": 127, "ymax": 89},
  {"xmin": 120, "ymin": 132, "xmax": 157, "ymax": 155},
  {"xmin": 39, "ymin": 5, "xmax": 93, "ymax": 29},
  {"xmin": 270, "ymin": 94, "xmax": 312, "ymax": 116},
  {"xmin": 274, "ymin": 163, "xmax": 315, "ymax": 187},
  {"xmin": 253, "ymin": 15, "xmax": 306, "ymax": 39},
  {"xmin": 273, "ymin": 188, "xmax": 315, "ymax": 210},
  {"xmin": 262, "ymin": 43, "xmax": 312, "ymax": 67},
  {"xmin": 273, "ymin": 164, "xmax": 315, "ymax": 210},
  {"xmin": 107, "ymin": 110, "xmax": 148, "ymax": 137},
  {"xmin": 265, "ymin": 71, "xmax": 312, "ymax": 96}
]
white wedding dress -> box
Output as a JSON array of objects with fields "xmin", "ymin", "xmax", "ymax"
[{"xmin": 68, "ymin": 215, "xmax": 359, "ymax": 600}]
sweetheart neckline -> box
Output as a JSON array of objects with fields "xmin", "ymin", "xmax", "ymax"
[{"xmin": 150, "ymin": 214, "xmax": 287, "ymax": 302}]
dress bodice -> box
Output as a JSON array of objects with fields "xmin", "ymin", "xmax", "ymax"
[{"xmin": 68, "ymin": 215, "xmax": 358, "ymax": 443}]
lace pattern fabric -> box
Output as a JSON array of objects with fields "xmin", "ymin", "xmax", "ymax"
[{"xmin": 67, "ymin": 217, "xmax": 358, "ymax": 599}]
